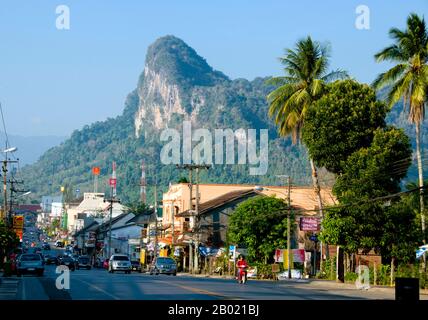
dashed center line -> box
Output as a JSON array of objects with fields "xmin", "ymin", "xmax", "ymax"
[
  {"xmin": 75, "ymin": 278, "xmax": 121, "ymax": 300},
  {"xmin": 156, "ymin": 280, "xmax": 241, "ymax": 300}
]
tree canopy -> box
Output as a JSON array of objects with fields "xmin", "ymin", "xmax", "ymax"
[
  {"xmin": 302, "ymin": 80, "xmax": 388, "ymax": 174},
  {"xmin": 227, "ymin": 196, "xmax": 292, "ymax": 262}
]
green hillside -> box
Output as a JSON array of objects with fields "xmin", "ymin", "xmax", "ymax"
[{"xmin": 19, "ymin": 36, "xmax": 426, "ymax": 205}]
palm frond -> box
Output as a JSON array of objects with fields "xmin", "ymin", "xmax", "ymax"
[
  {"xmin": 371, "ymin": 63, "xmax": 408, "ymax": 90},
  {"xmin": 374, "ymin": 45, "xmax": 407, "ymax": 62},
  {"xmin": 386, "ymin": 71, "xmax": 412, "ymax": 108}
]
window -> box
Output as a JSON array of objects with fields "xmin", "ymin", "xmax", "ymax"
[
  {"xmin": 112, "ymin": 256, "xmax": 129, "ymax": 261},
  {"xmin": 21, "ymin": 254, "xmax": 41, "ymax": 261}
]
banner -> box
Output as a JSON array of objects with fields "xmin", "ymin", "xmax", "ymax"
[
  {"xmin": 275, "ymin": 249, "xmax": 305, "ymax": 266},
  {"xmin": 292, "ymin": 249, "xmax": 305, "ymax": 263}
]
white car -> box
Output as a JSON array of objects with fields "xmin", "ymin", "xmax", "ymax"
[{"xmin": 108, "ymin": 254, "xmax": 132, "ymax": 274}]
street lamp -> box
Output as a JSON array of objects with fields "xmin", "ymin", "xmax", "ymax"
[
  {"xmin": 3, "ymin": 147, "xmax": 17, "ymax": 153},
  {"xmin": 17, "ymin": 191, "xmax": 31, "ymax": 197},
  {"xmin": 255, "ymin": 183, "xmax": 292, "ymax": 280}
]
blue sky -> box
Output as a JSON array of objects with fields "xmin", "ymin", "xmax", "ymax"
[{"xmin": 0, "ymin": 0, "xmax": 427, "ymax": 137}]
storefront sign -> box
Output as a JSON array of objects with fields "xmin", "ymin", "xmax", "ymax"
[
  {"xmin": 13, "ymin": 215, "xmax": 24, "ymax": 229},
  {"xmin": 299, "ymin": 217, "xmax": 320, "ymax": 231}
]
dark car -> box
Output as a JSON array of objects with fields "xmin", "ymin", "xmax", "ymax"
[
  {"xmin": 149, "ymin": 257, "xmax": 177, "ymax": 276},
  {"xmin": 55, "ymin": 240, "xmax": 64, "ymax": 248},
  {"xmin": 44, "ymin": 254, "xmax": 58, "ymax": 265},
  {"xmin": 58, "ymin": 255, "xmax": 76, "ymax": 271},
  {"xmin": 16, "ymin": 253, "xmax": 45, "ymax": 276},
  {"xmin": 42, "ymin": 243, "xmax": 51, "ymax": 250},
  {"xmin": 130, "ymin": 260, "xmax": 142, "ymax": 273},
  {"xmin": 76, "ymin": 256, "xmax": 91, "ymax": 270}
]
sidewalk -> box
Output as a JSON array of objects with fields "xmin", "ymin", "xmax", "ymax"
[
  {"xmin": 0, "ymin": 272, "xmax": 20, "ymax": 300},
  {"xmin": 177, "ymin": 272, "xmax": 428, "ymax": 296}
]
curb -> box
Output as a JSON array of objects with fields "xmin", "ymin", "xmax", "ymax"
[
  {"xmin": 306, "ymin": 279, "xmax": 428, "ymax": 295},
  {"xmin": 176, "ymin": 273, "xmax": 428, "ymax": 295}
]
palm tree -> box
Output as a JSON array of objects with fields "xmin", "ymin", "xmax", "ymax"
[
  {"xmin": 373, "ymin": 13, "xmax": 428, "ymax": 243},
  {"xmin": 267, "ymin": 36, "xmax": 348, "ymax": 262}
]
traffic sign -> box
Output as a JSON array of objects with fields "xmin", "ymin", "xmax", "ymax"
[
  {"xmin": 310, "ymin": 234, "xmax": 318, "ymax": 242},
  {"xmin": 109, "ymin": 178, "xmax": 117, "ymax": 187}
]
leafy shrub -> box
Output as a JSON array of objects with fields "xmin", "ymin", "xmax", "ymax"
[
  {"xmin": 345, "ymin": 272, "xmax": 358, "ymax": 282},
  {"xmin": 317, "ymin": 257, "xmax": 336, "ymax": 280}
]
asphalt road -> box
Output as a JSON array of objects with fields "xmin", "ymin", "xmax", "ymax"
[
  {"xmin": 1, "ymin": 246, "xmax": 425, "ymax": 300},
  {"xmin": 9, "ymin": 264, "xmax": 415, "ymax": 300}
]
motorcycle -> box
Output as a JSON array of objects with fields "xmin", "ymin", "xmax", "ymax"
[{"xmin": 237, "ymin": 265, "xmax": 248, "ymax": 284}]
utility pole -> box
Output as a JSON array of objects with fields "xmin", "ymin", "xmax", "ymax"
[
  {"xmin": 194, "ymin": 167, "xmax": 200, "ymax": 273},
  {"xmin": 176, "ymin": 164, "xmax": 211, "ymax": 274},
  {"xmin": 188, "ymin": 168, "xmax": 193, "ymax": 274},
  {"xmin": 287, "ymin": 176, "xmax": 292, "ymax": 280},
  {"xmin": 1, "ymin": 159, "xmax": 17, "ymax": 225},
  {"xmin": 8, "ymin": 178, "xmax": 25, "ymax": 227},
  {"xmin": 107, "ymin": 161, "xmax": 119, "ymax": 258},
  {"xmin": 2, "ymin": 160, "xmax": 7, "ymax": 224},
  {"xmin": 154, "ymin": 183, "xmax": 158, "ymax": 260},
  {"xmin": 108, "ymin": 186, "xmax": 113, "ymax": 258},
  {"xmin": 171, "ymin": 198, "xmax": 175, "ymax": 257},
  {"xmin": 106, "ymin": 186, "xmax": 120, "ymax": 258}
]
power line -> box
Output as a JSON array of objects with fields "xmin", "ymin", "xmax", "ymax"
[{"xmin": 0, "ymin": 101, "xmax": 10, "ymax": 149}]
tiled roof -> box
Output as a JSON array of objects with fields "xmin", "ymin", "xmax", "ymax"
[
  {"xmin": 176, "ymin": 187, "xmax": 335, "ymax": 217},
  {"xmin": 16, "ymin": 205, "xmax": 41, "ymax": 212},
  {"xmin": 176, "ymin": 189, "xmax": 259, "ymax": 217}
]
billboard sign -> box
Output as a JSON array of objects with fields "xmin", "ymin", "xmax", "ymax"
[
  {"xmin": 13, "ymin": 215, "xmax": 24, "ymax": 229},
  {"xmin": 299, "ymin": 217, "xmax": 320, "ymax": 231}
]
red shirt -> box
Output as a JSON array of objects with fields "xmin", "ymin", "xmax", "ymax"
[{"xmin": 237, "ymin": 260, "xmax": 248, "ymax": 268}]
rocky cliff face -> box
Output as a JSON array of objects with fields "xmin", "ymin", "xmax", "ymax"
[
  {"xmin": 135, "ymin": 66, "xmax": 185, "ymax": 136},
  {"xmin": 134, "ymin": 35, "xmax": 229, "ymax": 137}
]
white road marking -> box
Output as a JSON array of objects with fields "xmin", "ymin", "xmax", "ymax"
[{"xmin": 75, "ymin": 278, "xmax": 120, "ymax": 300}]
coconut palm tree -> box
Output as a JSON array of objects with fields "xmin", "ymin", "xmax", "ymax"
[
  {"xmin": 267, "ymin": 36, "xmax": 348, "ymax": 261},
  {"xmin": 373, "ymin": 13, "xmax": 428, "ymax": 243}
]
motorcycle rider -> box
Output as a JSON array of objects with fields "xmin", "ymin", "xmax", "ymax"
[{"xmin": 236, "ymin": 254, "xmax": 248, "ymax": 283}]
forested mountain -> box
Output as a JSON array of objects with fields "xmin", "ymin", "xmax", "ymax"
[{"xmin": 19, "ymin": 35, "xmax": 426, "ymax": 204}]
